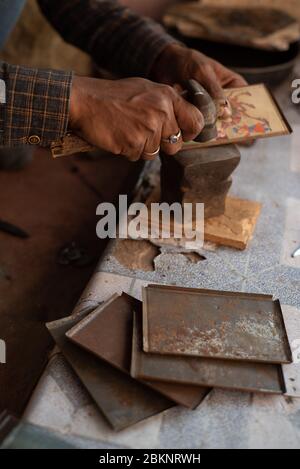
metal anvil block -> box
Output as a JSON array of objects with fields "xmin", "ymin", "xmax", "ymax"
[{"xmin": 160, "ymin": 144, "xmax": 241, "ymax": 219}]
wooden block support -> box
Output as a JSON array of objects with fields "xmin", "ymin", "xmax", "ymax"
[
  {"xmin": 143, "ymin": 188, "xmax": 262, "ymax": 250},
  {"xmin": 204, "ymin": 196, "xmax": 262, "ymax": 250}
]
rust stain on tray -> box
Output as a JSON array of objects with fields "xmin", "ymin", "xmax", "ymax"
[
  {"xmin": 131, "ymin": 307, "xmax": 210, "ymax": 408},
  {"xmin": 143, "ymin": 284, "xmax": 292, "ymax": 364}
]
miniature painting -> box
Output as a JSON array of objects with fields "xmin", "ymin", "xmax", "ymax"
[{"xmin": 185, "ymin": 84, "xmax": 291, "ymax": 149}]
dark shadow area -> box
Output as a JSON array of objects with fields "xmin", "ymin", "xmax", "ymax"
[{"xmin": 0, "ymin": 149, "xmax": 142, "ymax": 415}]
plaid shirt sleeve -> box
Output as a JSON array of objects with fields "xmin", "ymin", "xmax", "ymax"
[
  {"xmin": 38, "ymin": 0, "xmax": 178, "ymax": 78},
  {"xmin": 0, "ymin": 61, "xmax": 72, "ymax": 147}
]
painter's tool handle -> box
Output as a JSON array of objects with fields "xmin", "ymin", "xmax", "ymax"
[
  {"xmin": 184, "ymin": 79, "xmax": 218, "ymax": 143},
  {"xmin": 50, "ymin": 132, "xmax": 95, "ymax": 158}
]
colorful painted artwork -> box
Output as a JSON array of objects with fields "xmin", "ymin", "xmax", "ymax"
[
  {"xmin": 185, "ymin": 84, "xmax": 291, "ymax": 149},
  {"xmin": 218, "ymin": 89, "xmax": 272, "ymax": 140}
]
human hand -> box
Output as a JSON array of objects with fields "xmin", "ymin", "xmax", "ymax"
[
  {"xmin": 151, "ymin": 44, "xmax": 247, "ymax": 117},
  {"xmin": 69, "ymin": 76, "xmax": 204, "ymax": 161}
]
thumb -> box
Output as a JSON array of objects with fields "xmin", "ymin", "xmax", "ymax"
[{"xmin": 199, "ymin": 65, "xmax": 225, "ymax": 101}]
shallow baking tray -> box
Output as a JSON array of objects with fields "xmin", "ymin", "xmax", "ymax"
[
  {"xmin": 46, "ymin": 309, "xmax": 173, "ymax": 432},
  {"xmin": 143, "ymin": 285, "xmax": 292, "ymax": 364},
  {"xmin": 132, "ymin": 308, "xmax": 285, "ymax": 394},
  {"xmin": 66, "ymin": 293, "xmax": 209, "ymax": 409}
]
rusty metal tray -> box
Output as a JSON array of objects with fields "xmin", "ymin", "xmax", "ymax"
[
  {"xmin": 143, "ymin": 284, "xmax": 292, "ymax": 364},
  {"xmin": 66, "ymin": 293, "xmax": 209, "ymax": 409},
  {"xmin": 46, "ymin": 309, "xmax": 173, "ymax": 432},
  {"xmin": 131, "ymin": 307, "xmax": 210, "ymax": 408},
  {"xmin": 132, "ymin": 308, "xmax": 285, "ymax": 394}
]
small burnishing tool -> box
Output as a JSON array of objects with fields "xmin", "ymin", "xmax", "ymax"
[
  {"xmin": 0, "ymin": 219, "xmax": 29, "ymax": 239},
  {"xmin": 184, "ymin": 79, "xmax": 217, "ymax": 143},
  {"xmin": 50, "ymin": 80, "xmax": 217, "ymax": 158}
]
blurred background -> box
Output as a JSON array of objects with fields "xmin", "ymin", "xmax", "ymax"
[{"xmin": 1, "ymin": 0, "xmax": 299, "ymax": 84}]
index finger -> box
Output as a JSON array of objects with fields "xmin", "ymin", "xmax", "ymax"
[{"xmin": 197, "ymin": 65, "xmax": 226, "ymax": 102}]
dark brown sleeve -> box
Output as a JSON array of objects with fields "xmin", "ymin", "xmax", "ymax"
[
  {"xmin": 38, "ymin": 0, "xmax": 178, "ymax": 78},
  {"xmin": 0, "ymin": 61, "xmax": 72, "ymax": 147}
]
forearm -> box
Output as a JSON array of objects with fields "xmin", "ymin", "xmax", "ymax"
[
  {"xmin": 37, "ymin": 0, "xmax": 178, "ymax": 78},
  {"xmin": 0, "ymin": 61, "xmax": 72, "ymax": 147}
]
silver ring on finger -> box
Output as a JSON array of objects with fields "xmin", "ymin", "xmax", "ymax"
[
  {"xmin": 162, "ymin": 130, "xmax": 182, "ymax": 145},
  {"xmin": 143, "ymin": 146, "xmax": 160, "ymax": 157}
]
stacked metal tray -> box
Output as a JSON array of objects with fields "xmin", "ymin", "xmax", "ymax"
[{"xmin": 47, "ymin": 284, "xmax": 293, "ymax": 431}]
